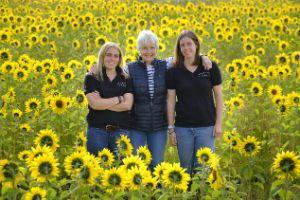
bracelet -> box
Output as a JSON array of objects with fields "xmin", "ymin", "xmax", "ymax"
[{"xmin": 117, "ymin": 96, "xmax": 122, "ymax": 104}]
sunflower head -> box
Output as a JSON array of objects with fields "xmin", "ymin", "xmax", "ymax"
[
  {"xmin": 196, "ymin": 147, "xmax": 214, "ymax": 165},
  {"xmin": 136, "ymin": 146, "xmax": 152, "ymax": 165},
  {"xmin": 162, "ymin": 163, "xmax": 190, "ymax": 191},
  {"xmin": 98, "ymin": 148, "xmax": 114, "ymax": 167},
  {"xmin": 116, "ymin": 135, "xmax": 133, "ymax": 156},
  {"xmin": 239, "ymin": 136, "xmax": 261, "ymax": 157},
  {"xmin": 272, "ymin": 151, "xmax": 300, "ymax": 180},
  {"xmin": 0, "ymin": 160, "xmax": 19, "ymax": 181},
  {"xmin": 34, "ymin": 129, "xmax": 59, "ymax": 151},
  {"xmin": 102, "ymin": 167, "xmax": 125, "ymax": 191}
]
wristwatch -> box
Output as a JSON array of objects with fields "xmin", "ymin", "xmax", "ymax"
[{"xmin": 167, "ymin": 125, "xmax": 175, "ymax": 134}]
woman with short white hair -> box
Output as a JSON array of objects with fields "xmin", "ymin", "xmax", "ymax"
[{"xmin": 125, "ymin": 30, "xmax": 212, "ymax": 170}]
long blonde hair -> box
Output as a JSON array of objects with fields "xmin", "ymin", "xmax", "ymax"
[{"xmin": 94, "ymin": 42, "xmax": 123, "ymax": 81}]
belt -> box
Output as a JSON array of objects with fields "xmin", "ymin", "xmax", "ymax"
[{"xmin": 101, "ymin": 124, "xmax": 122, "ymax": 133}]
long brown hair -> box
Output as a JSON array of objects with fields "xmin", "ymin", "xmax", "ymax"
[
  {"xmin": 173, "ymin": 30, "xmax": 201, "ymax": 68},
  {"xmin": 94, "ymin": 42, "xmax": 124, "ymax": 81}
]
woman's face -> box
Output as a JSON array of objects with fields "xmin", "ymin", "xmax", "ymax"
[
  {"xmin": 179, "ymin": 36, "xmax": 197, "ymax": 60},
  {"xmin": 139, "ymin": 41, "xmax": 157, "ymax": 64},
  {"xmin": 104, "ymin": 47, "xmax": 120, "ymax": 70}
]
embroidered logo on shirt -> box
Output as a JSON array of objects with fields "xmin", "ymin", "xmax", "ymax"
[
  {"xmin": 197, "ymin": 72, "xmax": 210, "ymax": 77},
  {"xmin": 117, "ymin": 81, "xmax": 126, "ymax": 88}
]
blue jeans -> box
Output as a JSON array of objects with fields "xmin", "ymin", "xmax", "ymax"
[
  {"xmin": 130, "ymin": 129, "xmax": 167, "ymax": 171},
  {"xmin": 175, "ymin": 126, "xmax": 215, "ymax": 175},
  {"xmin": 86, "ymin": 126, "xmax": 130, "ymax": 156}
]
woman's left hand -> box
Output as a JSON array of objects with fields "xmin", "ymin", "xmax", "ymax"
[
  {"xmin": 201, "ymin": 55, "xmax": 212, "ymax": 70},
  {"xmin": 213, "ymin": 123, "xmax": 222, "ymax": 137}
]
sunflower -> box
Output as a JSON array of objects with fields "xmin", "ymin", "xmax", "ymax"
[
  {"xmin": 126, "ymin": 166, "xmax": 152, "ymax": 190},
  {"xmin": 1, "ymin": 61, "xmax": 17, "ymax": 74},
  {"xmin": 44, "ymin": 74, "xmax": 57, "ymax": 87},
  {"xmin": 196, "ymin": 147, "xmax": 215, "ymax": 166},
  {"xmin": 25, "ymin": 98, "xmax": 41, "ymax": 113},
  {"xmin": 83, "ymin": 55, "xmax": 97, "ymax": 67},
  {"xmin": 159, "ymin": 26, "xmax": 173, "ymax": 39},
  {"xmin": 123, "ymin": 55, "xmax": 135, "ymax": 64},
  {"xmin": 40, "ymin": 34, "xmax": 49, "ymax": 45},
  {"xmin": 290, "ymin": 51, "xmax": 300, "ymax": 64},
  {"xmin": 0, "ymin": 49, "xmax": 12, "ymax": 61},
  {"xmin": 243, "ymin": 42, "xmax": 254, "ymax": 53},
  {"xmin": 162, "ymin": 163, "xmax": 190, "ymax": 192},
  {"xmin": 116, "ymin": 135, "xmax": 133, "ymax": 156},
  {"xmin": 50, "ymin": 96, "xmax": 68, "ymax": 114},
  {"xmin": 68, "ymin": 60, "xmax": 82, "ymax": 69},
  {"xmin": 72, "ymin": 39, "xmax": 80, "ymax": 50},
  {"xmin": 153, "ymin": 162, "xmax": 172, "ymax": 181},
  {"xmin": 95, "ymin": 35, "xmax": 108, "ymax": 48},
  {"xmin": 277, "ymin": 102, "xmax": 290, "ymax": 116},
  {"xmin": 12, "ymin": 108, "xmax": 22, "ymax": 118},
  {"xmin": 207, "ymin": 169, "xmax": 223, "ymax": 190},
  {"xmin": 276, "ymin": 53, "xmax": 290, "ymax": 66},
  {"xmin": 136, "ymin": 146, "xmax": 152, "ymax": 165},
  {"xmin": 271, "ymin": 95, "xmax": 285, "ymax": 105},
  {"xmin": 267, "ymin": 85, "xmax": 282, "ymax": 98},
  {"xmin": 61, "ymin": 68, "xmax": 74, "ymax": 82},
  {"xmin": 159, "ymin": 43, "xmax": 166, "ymax": 52},
  {"xmin": 34, "ymin": 129, "xmax": 59, "ymax": 152},
  {"xmin": 278, "ymin": 40, "xmax": 289, "ymax": 52},
  {"xmin": 24, "ymin": 187, "xmax": 47, "ymax": 200},
  {"xmin": 98, "ymin": 148, "xmax": 115, "ymax": 167},
  {"xmin": 286, "ymin": 92, "xmax": 300, "ymax": 107},
  {"xmin": 121, "ymin": 155, "xmax": 146, "ymax": 171},
  {"xmin": 102, "ymin": 167, "xmax": 126, "ymax": 191},
  {"xmin": 250, "ymin": 82, "xmax": 263, "ymax": 96},
  {"xmin": 30, "ymin": 153, "xmax": 59, "ymax": 182},
  {"xmin": 143, "ymin": 176, "xmax": 158, "ymax": 190},
  {"xmin": 239, "ymin": 136, "xmax": 261, "ymax": 157},
  {"xmin": 223, "ymin": 130, "xmax": 239, "ymax": 145},
  {"xmin": 75, "ymin": 131, "xmax": 87, "ymax": 148},
  {"xmin": 256, "ymin": 47, "xmax": 265, "ymax": 55},
  {"xmin": 0, "ymin": 160, "xmax": 19, "ymax": 182},
  {"xmin": 272, "ymin": 151, "xmax": 300, "ymax": 180},
  {"xmin": 33, "ymin": 62, "xmax": 44, "ymax": 74},
  {"xmin": 229, "ymin": 97, "xmax": 244, "ymax": 110},
  {"xmin": 73, "ymin": 90, "xmax": 87, "ymax": 107},
  {"xmin": 79, "ymin": 161, "xmax": 100, "ymax": 185},
  {"xmin": 13, "ymin": 68, "xmax": 29, "ymax": 82},
  {"xmin": 18, "ymin": 150, "xmax": 31, "ymax": 161},
  {"xmin": 64, "ymin": 151, "xmax": 89, "ymax": 175},
  {"xmin": 225, "ymin": 63, "xmax": 237, "ymax": 74},
  {"xmin": 26, "ymin": 146, "xmax": 53, "ymax": 166},
  {"xmin": 20, "ymin": 123, "xmax": 31, "ymax": 133}
]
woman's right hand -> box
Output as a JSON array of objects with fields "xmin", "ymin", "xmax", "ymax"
[{"xmin": 169, "ymin": 131, "xmax": 177, "ymax": 146}]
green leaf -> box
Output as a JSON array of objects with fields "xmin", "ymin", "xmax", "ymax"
[{"xmin": 271, "ymin": 179, "xmax": 284, "ymax": 191}]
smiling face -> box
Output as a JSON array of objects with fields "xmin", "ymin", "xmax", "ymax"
[
  {"xmin": 103, "ymin": 47, "xmax": 120, "ymax": 70},
  {"xmin": 139, "ymin": 41, "xmax": 157, "ymax": 64},
  {"xmin": 179, "ymin": 36, "xmax": 197, "ymax": 60}
]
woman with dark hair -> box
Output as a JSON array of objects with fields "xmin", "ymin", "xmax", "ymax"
[
  {"xmin": 166, "ymin": 30, "xmax": 223, "ymax": 176},
  {"xmin": 84, "ymin": 42, "xmax": 133, "ymax": 155}
]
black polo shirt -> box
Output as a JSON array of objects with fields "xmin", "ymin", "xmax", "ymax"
[
  {"xmin": 166, "ymin": 61, "xmax": 222, "ymax": 127},
  {"xmin": 84, "ymin": 71, "xmax": 133, "ymax": 128}
]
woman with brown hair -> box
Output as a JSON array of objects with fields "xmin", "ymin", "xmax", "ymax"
[{"xmin": 166, "ymin": 30, "xmax": 223, "ymax": 176}]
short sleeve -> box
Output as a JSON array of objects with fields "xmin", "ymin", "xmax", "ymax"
[
  {"xmin": 123, "ymin": 65, "xmax": 130, "ymax": 76},
  {"xmin": 210, "ymin": 61, "xmax": 222, "ymax": 86},
  {"xmin": 125, "ymin": 78, "xmax": 133, "ymax": 94},
  {"xmin": 165, "ymin": 57, "xmax": 174, "ymax": 69},
  {"xmin": 84, "ymin": 74, "xmax": 98, "ymax": 95},
  {"xmin": 166, "ymin": 68, "xmax": 176, "ymax": 89}
]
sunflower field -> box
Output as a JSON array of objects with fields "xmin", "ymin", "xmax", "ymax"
[{"xmin": 0, "ymin": 0, "xmax": 300, "ymax": 199}]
